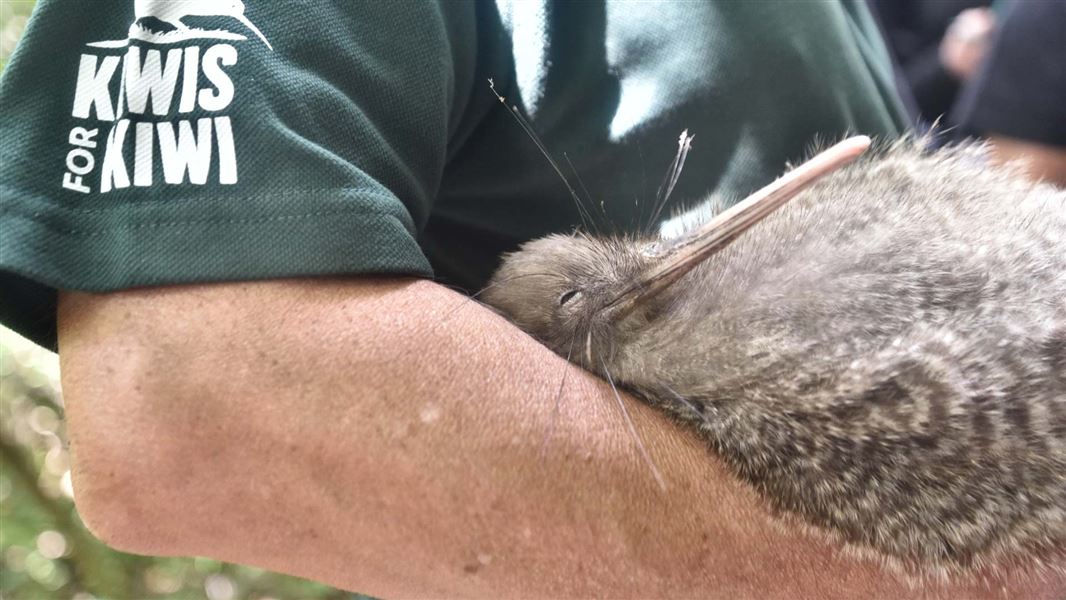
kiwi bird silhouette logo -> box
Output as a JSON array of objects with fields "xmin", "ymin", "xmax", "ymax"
[{"xmin": 132, "ymin": 0, "xmax": 273, "ymax": 50}]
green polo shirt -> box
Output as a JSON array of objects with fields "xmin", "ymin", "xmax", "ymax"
[{"xmin": 0, "ymin": 0, "xmax": 907, "ymax": 348}]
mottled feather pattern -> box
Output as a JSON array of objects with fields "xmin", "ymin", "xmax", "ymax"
[{"xmin": 483, "ymin": 141, "xmax": 1066, "ymax": 573}]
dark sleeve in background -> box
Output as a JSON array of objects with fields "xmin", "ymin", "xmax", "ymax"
[
  {"xmin": 951, "ymin": 0, "xmax": 1066, "ymax": 148},
  {"xmin": 868, "ymin": 0, "xmax": 990, "ymax": 122}
]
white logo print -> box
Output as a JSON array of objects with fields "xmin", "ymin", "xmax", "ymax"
[
  {"xmin": 61, "ymin": 1, "xmax": 271, "ymax": 195},
  {"xmin": 88, "ymin": 0, "xmax": 273, "ymax": 50}
]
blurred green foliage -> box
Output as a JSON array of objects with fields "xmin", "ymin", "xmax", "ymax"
[
  {"xmin": 0, "ymin": 1, "xmax": 34, "ymax": 71},
  {"xmin": 1, "ymin": 3, "xmax": 353, "ymax": 598}
]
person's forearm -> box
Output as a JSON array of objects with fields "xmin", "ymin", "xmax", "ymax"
[
  {"xmin": 56, "ymin": 279, "xmax": 1062, "ymax": 598},
  {"xmin": 988, "ymin": 135, "xmax": 1066, "ymax": 188}
]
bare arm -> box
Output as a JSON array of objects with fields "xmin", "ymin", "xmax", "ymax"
[
  {"xmin": 57, "ymin": 278, "xmax": 1063, "ymax": 598},
  {"xmin": 987, "ymin": 135, "xmax": 1066, "ymax": 188}
]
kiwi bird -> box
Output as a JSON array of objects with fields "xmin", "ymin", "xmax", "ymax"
[{"xmin": 482, "ymin": 138, "xmax": 1066, "ymax": 575}]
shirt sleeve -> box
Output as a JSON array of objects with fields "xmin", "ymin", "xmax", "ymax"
[
  {"xmin": 950, "ymin": 0, "xmax": 1066, "ymax": 147},
  {"xmin": 0, "ymin": 0, "xmax": 477, "ymax": 347}
]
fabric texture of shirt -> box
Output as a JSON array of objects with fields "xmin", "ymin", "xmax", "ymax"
[{"xmin": 0, "ymin": 0, "xmax": 908, "ymax": 348}]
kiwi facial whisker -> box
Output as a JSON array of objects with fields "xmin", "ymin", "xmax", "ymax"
[
  {"xmin": 563, "ymin": 151, "xmax": 611, "ymax": 235},
  {"xmin": 539, "ymin": 335, "xmax": 577, "ymax": 461},
  {"xmin": 488, "ymin": 78, "xmax": 599, "ymax": 234},
  {"xmin": 561, "ymin": 152, "xmax": 598, "ymax": 233},
  {"xmin": 601, "ymin": 357, "xmax": 667, "ymax": 492},
  {"xmin": 664, "ymin": 385, "xmax": 711, "ymax": 428},
  {"xmin": 443, "ymin": 272, "xmax": 563, "ymax": 321},
  {"xmin": 644, "ymin": 130, "xmax": 695, "ymax": 237}
]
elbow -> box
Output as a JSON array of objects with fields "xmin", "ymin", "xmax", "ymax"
[
  {"xmin": 63, "ymin": 366, "xmax": 195, "ymax": 556},
  {"xmin": 59, "ymin": 316, "xmax": 205, "ymax": 556},
  {"xmin": 70, "ymin": 445, "xmax": 181, "ymax": 556}
]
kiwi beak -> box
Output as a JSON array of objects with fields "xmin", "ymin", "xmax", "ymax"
[{"xmin": 606, "ymin": 135, "xmax": 872, "ymax": 318}]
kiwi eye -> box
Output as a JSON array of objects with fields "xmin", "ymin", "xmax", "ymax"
[{"xmin": 558, "ymin": 290, "xmax": 580, "ymax": 306}]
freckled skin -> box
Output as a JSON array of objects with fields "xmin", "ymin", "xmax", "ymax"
[{"xmin": 483, "ymin": 142, "xmax": 1066, "ymax": 574}]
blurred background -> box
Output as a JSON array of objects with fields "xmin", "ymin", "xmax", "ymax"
[
  {"xmin": 870, "ymin": 0, "xmax": 1066, "ymax": 186},
  {"xmin": 1, "ymin": 0, "xmax": 1062, "ymax": 598}
]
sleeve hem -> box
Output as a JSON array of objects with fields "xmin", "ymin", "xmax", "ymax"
[{"xmin": 0, "ymin": 192, "xmax": 434, "ymax": 294}]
